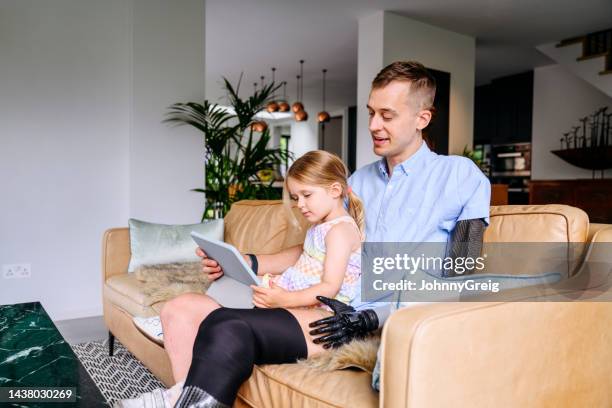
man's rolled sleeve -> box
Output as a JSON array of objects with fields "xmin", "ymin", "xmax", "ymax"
[{"xmin": 456, "ymin": 159, "xmax": 491, "ymax": 225}]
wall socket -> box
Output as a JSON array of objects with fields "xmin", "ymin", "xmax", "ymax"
[{"xmin": 2, "ymin": 263, "xmax": 31, "ymax": 279}]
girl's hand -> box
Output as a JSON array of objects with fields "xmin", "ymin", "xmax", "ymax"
[
  {"xmin": 195, "ymin": 247, "xmax": 223, "ymax": 281},
  {"xmin": 250, "ymin": 281, "xmax": 289, "ymax": 308}
]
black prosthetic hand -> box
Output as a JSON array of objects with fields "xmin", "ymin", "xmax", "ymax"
[{"xmin": 308, "ymin": 296, "xmax": 378, "ymax": 349}]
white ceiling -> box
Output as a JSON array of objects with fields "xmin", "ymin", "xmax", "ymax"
[{"xmin": 205, "ymin": 0, "xmax": 612, "ymax": 107}]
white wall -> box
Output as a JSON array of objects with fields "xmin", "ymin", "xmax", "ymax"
[
  {"xmin": 0, "ymin": 0, "xmax": 205, "ymax": 321},
  {"xmin": 289, "ymin": 119, "xmax": 319, "ymax": 160},
  {"xmin": 356, "ymin": 11, "xmax": 476, "ymax": 167},
  {"xmin": 356, "ymin": 12, "xmax": 385, "ymax": 169},
  {"xmin": 532, "ymin": 64, "xmax": 612, "ymax": 180},
  {"xmin": 537, "ymin": 42, "xmax": 612, "ymax": 99},
  {"xmin": 130, "ymin": 0, "xmax": 204, "ymax": 223}
]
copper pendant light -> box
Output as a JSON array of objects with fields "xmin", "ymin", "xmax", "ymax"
[
  {"xmin": 291, "ymin": 74, "xmax": 303, "ymax": 113},
  {"xmin": 294, "ymin": 60, "xmax": 308, "ymax": 122},
  {"xmin": 295, "ymin": 110, "xmax": 308, "ymax": 122},
  {"xmin": 266, "ymin": 67, "xmax": 279, "ymax": 113},
  {"xmin": 250, "ymin": 76, "xmax": 268, "ymax": 132},
  {"xmin": 251, "ymin": 121, "xmax": 268, "ymax": 132},
  {"xmin": 292, "ymin": 60, "xmax": 307, "ymax": 116},
  {"xmin": 278, "ymin": 81, "xmax": 290, "ymax": 112},
  {"xmin": 317, "ymin": 69, "xmax": 330, "ymax": 123}
]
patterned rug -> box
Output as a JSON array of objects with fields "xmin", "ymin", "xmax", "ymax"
[{"xmin": 71, "ymin": 339, "xmax": 164, "ymax": 406}]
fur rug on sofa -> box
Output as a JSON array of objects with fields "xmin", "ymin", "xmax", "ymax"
[
  {"xmin": 134, "ymin": 262, "xmax": 211, "ymax": 305},
  {"xmin": 298, "ymin": 333, "xmax": 381, "ymax": 373}
]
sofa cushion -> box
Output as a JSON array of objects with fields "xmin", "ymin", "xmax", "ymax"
[
  {"xmin": 128, "ymin": 218, "xmax": 224, "ymax": 272},
  {"xmin": 224, "ymin": 200, "xmax": 309, "ymax": 254},
  {"xmin": 238, "ymin": 363, "xmax": 378, "ymax": 408},
  {"xmin": 104, "ymin": 274, "xmax": 159, "ymax": 317}
]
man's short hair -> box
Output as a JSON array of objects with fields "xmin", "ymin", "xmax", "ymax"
[{"xmin": 372, "ymin": 61, "xmax": 436, "ymax": 111}]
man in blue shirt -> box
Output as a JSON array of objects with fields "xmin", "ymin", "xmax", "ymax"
[
  {"xmin": 309, "ymin": 61, "xmax": 490, "ymax": 348},
  {"xmin": 303, "ymin": 61, "xmax": 490, "ymax": 393},
  {"xmin": 352, "ymin": 61, "xmax": 489, "ymax": 244}
]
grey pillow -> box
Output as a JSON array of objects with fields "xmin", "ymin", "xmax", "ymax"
[{"xmin": 127, "ymin": 218, "xmax": 224, "ymax": 273}]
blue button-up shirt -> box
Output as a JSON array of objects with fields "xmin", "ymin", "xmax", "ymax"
[
  {"xmin": 349, "ymin": 141, "xmax": 491, "ymax": 243},
  {"xmin": 349, "ymin": 141, "xmax": 491, "ymax": 310}
]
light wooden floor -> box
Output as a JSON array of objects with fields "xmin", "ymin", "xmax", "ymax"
[{"xmin": 55, "ymin": 315, "xmax": 107, "ymax": 345}]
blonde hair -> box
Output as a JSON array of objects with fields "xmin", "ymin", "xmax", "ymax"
[{"xmin": 283, "ymin": 150, "xmax": 365, "ymax": 236}]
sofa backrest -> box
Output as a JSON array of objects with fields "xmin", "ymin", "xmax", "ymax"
[
  {"xmin": 226, "ymin": 201, "xmax": 590, "ymax": 248},
  {"xmin": 484, "ymin": 204, "xmax": 588, "ymax": 243},
  {"xmin": 225, "ymin": 201, "xmax": 591, "ymax": 278},
  {"xmin": 224, "ymin": 200, "xmax": 309, "ymax": 254},
  {"xmin": 482, "ymin": 205, "xmax": 590, "ymax": 277},
  {"xmin": 102, "ymin": 202, "xmax": 594, "ymax": 279}
]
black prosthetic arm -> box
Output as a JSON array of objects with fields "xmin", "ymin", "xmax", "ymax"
[{"xmin": 444, "ymin": 218, "xmax": 486, "ymax": 277}]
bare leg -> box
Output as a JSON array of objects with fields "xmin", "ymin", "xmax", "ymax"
[
  {"xmin": 286, "ymin": 308, "xmax": 334, "ymax": 357},
  {"xmin": 159, "ymin": 293, "xmax": 221, "ymax": 383}
]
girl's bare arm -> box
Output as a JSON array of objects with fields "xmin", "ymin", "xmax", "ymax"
[{"xmin": 255, "ymin": 245, "xmax": 303, "ymax": 276}]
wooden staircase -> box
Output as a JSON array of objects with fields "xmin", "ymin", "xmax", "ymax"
[{"xmin": 557, "ymin": 29, "xmax": 612, "ymax": 76}]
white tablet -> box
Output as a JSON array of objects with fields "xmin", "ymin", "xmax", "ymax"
[{"xmin": 190, "ymin": 231, "xmax": 261, "ymax": 287}]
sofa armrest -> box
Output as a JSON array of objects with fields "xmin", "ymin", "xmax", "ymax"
[
  {"xmin": 379, "ymin": 301, "xmax": 612, "ymax": 407},
  {"xmin": 102, "ymin": 227, "xmax": 131, "ymax": 283},
  {"xmin": 378, "ymin": 302, "xmax": 485, "ymax": 407},
  {"xmin": 587, "ymin": 223, "xmax": 612, "ymax": 243},
  {"xmin": 585, "ymin": 226, "xmax": 612, "ymax": 262}
]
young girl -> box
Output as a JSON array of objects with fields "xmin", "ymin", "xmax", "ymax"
[
  {"xmin": 116, "ymin": 150, "xmax": 364, "ymax": 408},
  {"xmin": 250, "ymin": 149, "xmax": 365, "ymax": 309}
]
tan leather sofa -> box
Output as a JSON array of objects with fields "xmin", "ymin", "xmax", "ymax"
[{"xmin": 102, "ymin": 201, "xmax": 612, "ymax": 407}]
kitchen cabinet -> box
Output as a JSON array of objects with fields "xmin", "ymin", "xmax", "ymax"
[{"xmin": 475, "ymin": 71, "xmax": 534, "ymax": 145}]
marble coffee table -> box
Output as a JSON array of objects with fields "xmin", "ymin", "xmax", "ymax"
[{"xmin": 0, "ymin": 302, "xmax": 107, "ymax": 407}]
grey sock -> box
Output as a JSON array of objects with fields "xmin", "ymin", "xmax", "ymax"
[{"xmin": 174, "ymin": 385, "xmax": 229, "ymax": 408}]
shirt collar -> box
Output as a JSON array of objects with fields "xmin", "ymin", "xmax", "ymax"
[{"xmin": 377, "ymin": 141, "xmax": 434, "ymax": 178}]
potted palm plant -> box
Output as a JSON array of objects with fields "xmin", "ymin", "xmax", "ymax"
[{"xmin": 165, "ymin": 78, "xmax": 292, "ymax": 220}]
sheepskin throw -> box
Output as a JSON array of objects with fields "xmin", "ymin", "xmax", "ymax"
[
  {"xmin": 299, "ymin": 333, "xmax": 381, "ymax": 373},
  {"xmin": 134, "ymin": 262, "xmax": 211, "ymax": 305}
]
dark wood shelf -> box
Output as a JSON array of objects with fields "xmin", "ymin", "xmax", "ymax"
[
  {"xmin": 530, "ymin": 179, "xmax": 612, "ymax": 223},
  {"xmin": 551, "ymin": 147, "xmax": 612, "ymax": 170}
]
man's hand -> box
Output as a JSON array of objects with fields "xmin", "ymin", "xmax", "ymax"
[
  {"xmin": 195, "ymin": 247, "xmax": 224, "ymax": 281},
  {"xmin": 250, "ymin": 281, "xmax": 289, "ymax": 308},
  {"xmin": 308, "ymin": 296, "xmax": 379, "ymax": 349}
]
